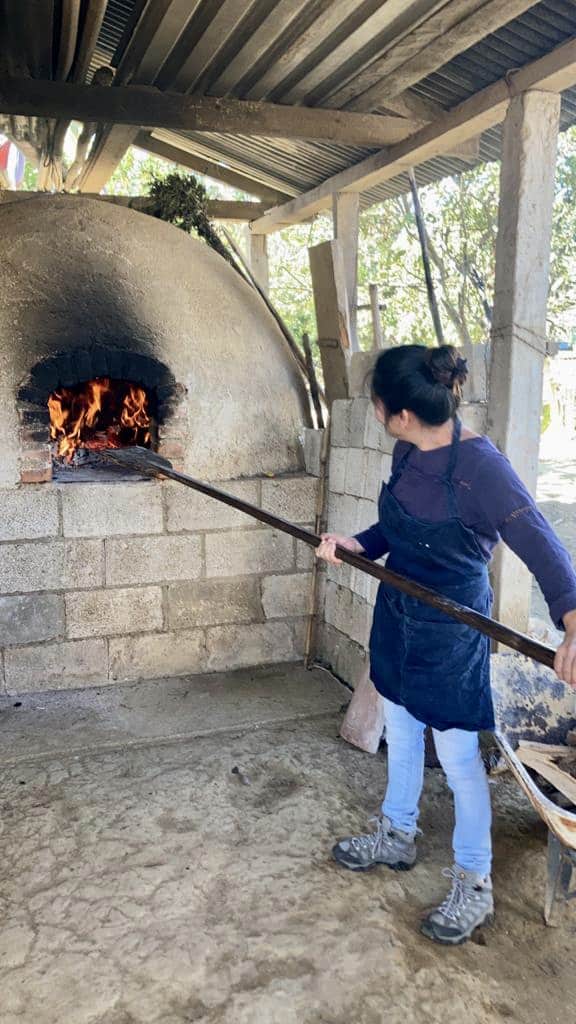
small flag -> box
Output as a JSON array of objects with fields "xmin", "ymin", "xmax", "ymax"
[{"xmin": 0, "ymin": 136, "xmax": 26, "ymax": 188}]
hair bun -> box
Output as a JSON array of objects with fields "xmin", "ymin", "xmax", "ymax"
[{"xmin": 425, "ymin": 346, "xmax": 468, "ymax": 392}]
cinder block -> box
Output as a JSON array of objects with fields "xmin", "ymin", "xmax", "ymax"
[
  {"xmin": 205, "ymin": 528, "xmax": 294, "ymax": 578},
  {"xmin": 167, "ymin": 578, "xmax": 262, "ymax": 629},
  {"xmin": 261, "ymin": 476, "xmax": 317, "ymax": 523},
  {"xmin": 331, "ymin": 400, "xmax": 351, "ymax": 446},
  {"xmin": 166, "ymin": 478, "xmax": 259, "ymax": 533},
  {"xmin": 262, "ymin": 573, "xmax": 311, "ymax": 618},
  {"xmin": 324, "ymin": 580, "xmax": 352, "ymax": 635},
  {"xmin": 316, "ymin": 621, "xmax": 367, "ymax": 687},
  {"xmin": 324, "ymin": 579, "xmax": 371, "ymax": 647},
  {"xmin": 65, "ymin": 586, "xmax": 163, "ymax": 639},
  {"xmin": 349, "ymin": 397, "xmax": 395, "ymax": 454},
  {"xmin": 292, "ymin": 617, "xmax": 308, "ymax": 658},
  {"xmin": 106, "ymin": 535, "xmax": 202, "ymax": 586},
  {"xmin": 206, "ymin": 621, "xmax": 295, "ymax": 672},
  {"xmin": 109, "ymin": 630, "xmax": 206, "ymax": 682},
  {"xmin": 0, "ymin": 488, "xmax": 59, "ymax": 540},
  {"xmin": 303, "ymin": 428, "xmax": 325, "ymax": 477},
  {"xmin": 344, "ymin": 448, "xmax": 368, "ymax": 498},
  {"xmin": 356, "ymin": 498, "xmax": 378, "ymax": 535},
  {"xmin": 350, "ymin": 569, "xmax": 379, "ymax": 607},
  {"xmin": 61, "ymin": 482, "xmax": 163, "ymax": 538},
  {"xmin": 64, "ymin": 540, "xmax": 104, "ymax": 589},
  {"xmin": 348, "ymin": 351, "xmax": 376, "ymax": 398},
  {"xmin": 5, "ymin": 638, "xmax": 108, "ymax": 693},
  {"xmin": 326, "ymin": 493, "xmax": 360, "ymax": 537},
  {"xmin": 0, "ymin": 593, "xmax": 64, "ymax": 646},
  {"xmin": 296, "ymin": 530, "xmax": 315, "ymax": 571},
  {"xmin": 349, "ymin": 398, "xmax": 371, "ymax": 448},
  {"xmin": 363, "ymin": 450, "xmax": 386, "ymax": 502},
  {"xmin": 326, "ymin": 560, "xmax": 353, "ymax": 589},
  {"xmin": 0, "ymin": 541, "xmax": 64, "ymax": 595},
  {"xmin": 328, "ymin": 448, "xmax": 347, "ymax": 495}
]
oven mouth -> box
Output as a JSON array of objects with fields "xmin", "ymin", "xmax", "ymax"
[{"xmin": 18, "ymin": 346, "xmax": 180, "ymax": 483}]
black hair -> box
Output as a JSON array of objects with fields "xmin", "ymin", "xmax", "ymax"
[{"xmin": 370, "ymin": 345, "xmax": 468, "ymax": 426}]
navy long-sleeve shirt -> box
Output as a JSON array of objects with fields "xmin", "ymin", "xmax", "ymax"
[{"xmin": 355, "ymin": 436, "xmax": 576, "ymax": 629}]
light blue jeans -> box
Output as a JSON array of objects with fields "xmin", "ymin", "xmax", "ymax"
[{"xmin": 381, "ymin": 698, "xmax": 492, "ymax": 876}]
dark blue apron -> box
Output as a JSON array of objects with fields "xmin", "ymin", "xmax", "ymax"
[{"xmin": 369, "ymin": 417, "xmax": 494, "ymax": 732}]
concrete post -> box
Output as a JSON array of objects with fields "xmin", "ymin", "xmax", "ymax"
[
  {"xmin": 332, "ymin": 192, "xmax": 360, "ymax": 351},
  {"xmin": 249, "ymin": 232, "xmax": 269, "ymax": 294},
  {"xmin": 487, "ymin": 90, "xmax": 561, "ymax": 631}
]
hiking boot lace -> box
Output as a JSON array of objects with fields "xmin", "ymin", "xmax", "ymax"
[
  {"xmin": 438, "ymin": 867, "xmax": 479, "ymax": 922},
  {"xmin": 349, "ymin": 815, "xmax": 387, "ymax": 853}
]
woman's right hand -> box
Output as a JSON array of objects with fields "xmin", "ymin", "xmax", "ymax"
[{"xmin": 315, "ymin": 533, "xmax": 364, "ymax": 565}]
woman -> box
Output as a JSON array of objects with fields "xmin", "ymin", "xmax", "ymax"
[{"xmin": 316, "ymin": 345, "xmax": 576, "ymax": 946}]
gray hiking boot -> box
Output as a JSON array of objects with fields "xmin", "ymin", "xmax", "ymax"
[
  {"xmin": 420, "ymin": 865, "xmax": 494, "ymax": 945},
  {"xmin": 332, "ymin": 814, "xmax": 417, "ymax": 872}
]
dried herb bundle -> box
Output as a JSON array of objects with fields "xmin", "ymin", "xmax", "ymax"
[{"xmin": 147, "ymin": 171, "xmax": 235, "ymax": 267}]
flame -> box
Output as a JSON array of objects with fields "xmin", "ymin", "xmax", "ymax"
[{"xmin": 49, "ymin": 378, "xmax": 151, "ymax": 462}]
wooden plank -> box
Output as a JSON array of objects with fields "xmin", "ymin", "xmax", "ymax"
[
  {"xmin": 309, "ymin": 239, "xmax": 351, "ymax": 406},
  {"xmin": 332, "ymin": 192, "xmax": 360, "ymax": 353},
  {"xmin": 517, "ymin": 743, "xmax": 576, "ymax": 805},
  {"xmin": 0, "ymin": 76, "xmax": 423, "ymax": 146},
  {"xmin": 135, "ymin": 132, "xmax": 292, "ymax": 202},
  {"xmin": 251, "ymin": 37, "xmax": 576, "ymax": 233}
]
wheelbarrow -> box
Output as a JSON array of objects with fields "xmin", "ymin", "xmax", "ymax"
[{"xmin": 491, "ymin": 652, "xmax": 576, "ymax": 924}]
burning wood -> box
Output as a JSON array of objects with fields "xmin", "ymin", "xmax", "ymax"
[{"xmin": 48, "ymin": 377, "xmax": 151, "ymax": 463}]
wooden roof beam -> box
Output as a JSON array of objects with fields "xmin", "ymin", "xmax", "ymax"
[
  {"xmin": 0, "ymin": 190, "xmax": 267, "ymax": 220},
  {"xmin": 330, "ymin": 0, "xmax": 539, "ymax": 113},
  {"xmin": 250, "ymin": 36, "xmax": 576, "ymax": 234},
  {"xmin": 135, "ymin": 132, "xmax": 293, "ymax": 203},
  {"xmin": 0, "ymin": 76, "xmax": 425, "ymax": 147}
]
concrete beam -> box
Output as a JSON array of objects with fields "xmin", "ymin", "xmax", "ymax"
[
  {"xmin": 250, "ymin": 37, "xmax": 576, "ymax": 233},
  {"xmin": 487, "ymin": 90, "xmax": 561, "ymax": 632},
  {"xmin": 0, "ymin": 76, "xmax": 424, "ymax": 147},
  {"xmin": 332, "ymin": 192, "xmax": 360, "ymax": 353}
]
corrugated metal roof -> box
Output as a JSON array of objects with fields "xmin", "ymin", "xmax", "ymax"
[{"xmin": 76, "ymin": 0, "xmax": 576, "ymax": 202}]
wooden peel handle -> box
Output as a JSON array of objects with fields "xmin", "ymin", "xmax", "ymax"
[{"xmin": 104, "ymin": 448, "xmax": 557, "ymax": 672}]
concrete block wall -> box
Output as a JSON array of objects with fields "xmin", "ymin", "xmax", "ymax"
[
  {"xmin": 0, "ymin": 473, "xmax": 317, "ymax": 694},
  {"xmin": 316, "ymin": 399, "xmax": 488, "ymax": 687}
]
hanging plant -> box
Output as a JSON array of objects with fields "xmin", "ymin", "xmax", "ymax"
[{"xmin": 146, "ymin": 171, "xmax": 236, "ymax": 268}]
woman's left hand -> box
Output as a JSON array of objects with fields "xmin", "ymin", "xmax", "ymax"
[{"xmin": 555, "ymin": 610, "xmax": 576, "ymax": 687}]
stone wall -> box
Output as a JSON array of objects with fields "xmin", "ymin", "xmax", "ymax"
[
  {"xmin": 0, "ymin": 473, "xmax": 316, "ymax": 694},
  {"xmin": 315, "ymin": 398, "xmax": 488, "ymax": 686}
]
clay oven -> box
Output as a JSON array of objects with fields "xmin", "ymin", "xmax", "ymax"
[{"xmin": 0, "ymin": 196, "xmax": 316, "ymax": 693}]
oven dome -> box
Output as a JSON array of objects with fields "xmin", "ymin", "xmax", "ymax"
[{"xmin": 0, "ymin": 194, "xmax": 309, "ymax": 483}]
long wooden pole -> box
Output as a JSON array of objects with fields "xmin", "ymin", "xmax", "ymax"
[
  {"xmin": 104, "ymin": 447, "xmax": 556, "ymax": 671},
  {"xmin": 407, "ymin": 168, "xmax": 445, "ymax": 345}
]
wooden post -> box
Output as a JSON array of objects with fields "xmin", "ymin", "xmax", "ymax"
[
  {"xmin": 332, "ymin": 192, "xmax": 360, "ymax": 352},
  {"xmin": 369, "ymin": 283, "xmax": 384, "ymax": 350},
  {"xmin": 488, "ymin": 90, "xmax": 561, "ymax": 633},
  {"xmin": 249, "ymin": 232, "xmax": 269, "ymax": 294},
  {"xmin": 309, "ymin": 240, "xmax": 351, "ymax": 407}
]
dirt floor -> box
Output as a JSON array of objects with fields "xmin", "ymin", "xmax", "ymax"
[{"xmin": 1, "ymin": 665, "xmax": 575, "ymax": 1024}]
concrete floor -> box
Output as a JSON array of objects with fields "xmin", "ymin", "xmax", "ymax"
[{"xmin": 1, "ymin": 662, "xmax": 575, "ymax": 1024}]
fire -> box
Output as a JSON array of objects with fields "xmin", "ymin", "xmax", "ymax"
[{"xmin": 49, "ymin": 378, "xmax": 151, "ymax": 462}]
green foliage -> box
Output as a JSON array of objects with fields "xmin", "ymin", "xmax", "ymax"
[{"xmin": 146, "ymin": 171, "xmax": 234, "ymax": 266}]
